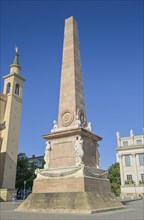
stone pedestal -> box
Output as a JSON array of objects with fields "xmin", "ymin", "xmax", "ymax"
[
  {"xmin": 17, "ymin": 128, "xmax": 124, "ymax": 213},
  {"xmin": 33, "ymin": 177, "xmax": 111, "ymax": 193},
  {"xmin": 33, "ymin": 164, "xmax": 111, "ymax": 193}
]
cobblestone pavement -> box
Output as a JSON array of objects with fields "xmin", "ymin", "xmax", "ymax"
[{"xmin": 0, "ymin": 199, "xmax": 144, "ymax": 220}]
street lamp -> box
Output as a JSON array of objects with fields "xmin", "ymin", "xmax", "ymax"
[{"xmin": 23, "ymin": 181, "xmax": 26, "ymax": 199}]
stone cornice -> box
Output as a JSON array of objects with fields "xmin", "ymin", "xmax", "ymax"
[
  {"xmin": 3, "ymin": 73, "xmax": 25, "ymax": 81},
  {"xmin": 42, "ymin": 127, "xmax": 102, "ymax": 142},
  {"xmin": 116, "ymin": 145, "xmax": 144, "ymax": 151}
]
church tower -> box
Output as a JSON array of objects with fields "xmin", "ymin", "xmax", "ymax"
[{"xmin": 0, "ymin": 48, "xmax": 25, "ymax": 201}]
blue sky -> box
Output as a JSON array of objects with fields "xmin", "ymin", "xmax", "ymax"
[{"xmin": 1, "ymin": 0, "xmax": 143, "ymax": 169}]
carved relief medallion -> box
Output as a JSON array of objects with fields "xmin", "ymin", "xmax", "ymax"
[{"xmin": 61, "ymin": 109, "xmax": 74, "ymax": 126}]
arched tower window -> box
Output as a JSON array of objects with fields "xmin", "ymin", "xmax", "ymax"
[
  {"xmin": 6, "ymin": 83, "xmax": 11, "ymax": 94},
  {"xmin": 15, "ymin": 84, "xmax": 20, "ymax": 95}
]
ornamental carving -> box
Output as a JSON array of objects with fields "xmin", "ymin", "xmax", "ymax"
[
  {"xmin": 78, "ymin": 110, "xmax": 86, "ymax": 126},
  {"xmin": 35, "ymin": 165, "xmax": 108, "ymax": 180},
  {"xmin": 60, "ymin": 109, "xmax": 74, "ymax": 126},
  {"xmin": 44, "ymin": 141, "xmax": 51, "ymax": 169},
  {"xmin": 75, "ymin": 136, "xmax": 84, "ymax": 166},
  {"xmin": 35, "ymin": 165, "xmax": 82, "ymax": 178}
]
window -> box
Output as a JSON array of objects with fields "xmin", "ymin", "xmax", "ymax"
[
  {"xmin": 127, "ymin": 175, "xmax": 132, "ymax": 181},
  {"xmin": 6, "ymin": 83, "xmax": 11, "ymax": 94},
  {"xmin": 15, "ymin": 84, "xmax": 20, "ymax": 95},
  {"xmin": 141, "ymin": 174, "xmax": 144, "ymax": 182},
  {"xmin": 124, "ymin": 155, "xmax": 131, "ymax": 167},
  {"xmin": 123, "ymin": 141, "xmax": 128, "ymax": 146},
  {"xmin": 136, "ymin": 139, "xmax": 142, "ymax": 145},
  {"xmin": 138, "ymin": 154, "xmax": 144, "ymax": 166}
]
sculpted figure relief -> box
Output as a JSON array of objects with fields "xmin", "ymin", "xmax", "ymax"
[
  {"xmin": 86, "ymin": 122, "xmax": 92, "ymax": 132},
  {"xmin": 75, "ymin": 115, "xmax": 81, "ymax": 127},
  {"xmin": 130, "ymin": 129, "xmax": 134, "ymax": 137},
  {"xmin": 53, "ymin": 120, "xmax": 58, "ymax": 129},
  {"xmin": 116, "ymin": 131, "xmax": 120, "ymax": 140},
  {"xmin": 44, "ymin": 141, "xmax": 51, "ymax": 169},
  {"xmin": 75, "ymin": 136, "xmax": 84, "ymax": 166}
]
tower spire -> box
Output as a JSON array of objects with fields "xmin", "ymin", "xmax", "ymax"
[
  {"xmin": 13, "ymin": 46, "xmax": 19, "ymax": 65},
  {"xmin": 58, "ymin": 16, "xmax": 86, "ymax": 128},
  {"xmin": 10, "ymin": 47, "xmax": 21, "ymax": 74}
]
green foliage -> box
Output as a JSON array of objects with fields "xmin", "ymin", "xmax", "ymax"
[
  {"xmin": 107, "ymin": 162, "xmax": 121, "ymax": 196},
  {"xmin": 16, "ymin": 153, "xmax": 37, "ymax": 192}
]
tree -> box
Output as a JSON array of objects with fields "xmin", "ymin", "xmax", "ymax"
[
  {"xmin": 16, "ymin": 153, "xmax": 37, "ymax": 193},
  {"xmin": 107, "ymin": 162, "xmax": 121, "ymax": 196}
]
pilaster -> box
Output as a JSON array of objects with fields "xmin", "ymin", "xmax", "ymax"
[
  {"xmin": 131, "ymin": 153, "xmax": 139, "ymax": 185},
  {"xmin": 118, "ymin": 155, "xmax": 125, "ymax": 186}
]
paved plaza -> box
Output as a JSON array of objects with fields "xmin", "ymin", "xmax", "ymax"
[{"xmin": 0, "ymin": 198, "xmax": 144, "ymax": 220}]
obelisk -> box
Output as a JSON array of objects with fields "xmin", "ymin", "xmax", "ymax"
[
  {"xmin": 17, "ymin": 16, "xmax": 124, "ymax": 213},
  {"xmin": 58, "ymin": 16, "xmax": 86, "ymax": 128}
]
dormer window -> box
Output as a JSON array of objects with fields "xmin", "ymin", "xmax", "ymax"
[
  {"xmin": 6, "ymin": 83, "xmax": 11, "ymax": 94},
  {"xmin": 15, "ymin": 84, "xmax": 20, "ymax": 95}
]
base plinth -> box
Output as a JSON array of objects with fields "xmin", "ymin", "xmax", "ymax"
[
  {"xmin": 33, "ymin": 177, "xmax": 111, "ymax": 193},
  {"xmin": 17, "ymin": 192, "xmax": 124, "ymax": 214},
  {"xmin": 17, "ymin": 165, "xmax": 124, "ymax": 213}
]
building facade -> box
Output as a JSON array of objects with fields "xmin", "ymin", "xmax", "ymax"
[
  {"xmin": 28, "ymin": 155, "xmax": 44, "ymax": 168},
  {"xmin": 116, "ymin": 130, "xmax": 144, "ymax": 198},
  {"xmin": 0, "ymin": 48, "xmax": 25, "ymax": 201}
]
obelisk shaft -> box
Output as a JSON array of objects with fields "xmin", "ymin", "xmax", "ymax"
[{"xmin": 58, "ymin": 16, "xmax": 86, "ymax": 128}]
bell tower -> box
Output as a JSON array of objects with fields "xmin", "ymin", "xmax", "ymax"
[{"xmin": 0, "ymin": 48, "xmax": 25, "ymax": 201}]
